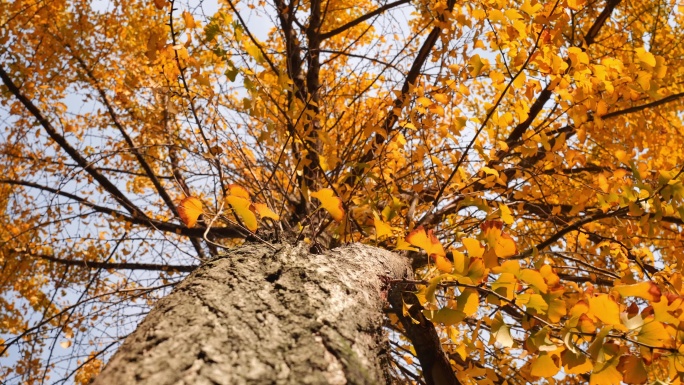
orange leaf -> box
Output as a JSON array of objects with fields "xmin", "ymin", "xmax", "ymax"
[
  {"xmin": 311, "ymin": 188, "xmax": 345, "ymax": 222},
  {"xmin": 178, "ymin": 196, "xmax": 203, "ymax": 227},
  {"xmin": 252, "ymin": 203, "xmax": 279, "ymax": 220},
  {"xmin": 182, "ymin": 11, "xmax": 196, "ymax": 29},
  {"xmin": 406, "ymin": 226, "xmax": 446, "ymax": 257},
  {"xmin": 226, "ymin": 196, "xmax": 258, "ymax": 232}
]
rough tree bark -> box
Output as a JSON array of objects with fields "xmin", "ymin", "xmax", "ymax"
[{"xmin": 93, "ymin": 243, "xmax": 413, "ymax": 385}]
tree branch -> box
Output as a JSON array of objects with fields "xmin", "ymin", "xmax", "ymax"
[
  {"xmin": 0, "ymin": 179, "xmax": 246, "ymax": 239},
  {"xmin": 0, "ymin": 64, "xmax": 144, "ymax": 218},
  {"xmin": 320, "ymin": 0, "xmax": 411, "ymax": 40},
  {"xmin": 36, "ymin": 253, "xmax": 197, "ymax": 273},
  {"xmin": 388, "ymin": 282, "xmax": 461, "ymax": 385}
]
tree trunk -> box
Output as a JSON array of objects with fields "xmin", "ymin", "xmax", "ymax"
[{"xmin": 93, "ymin": 243, "xmax": 412, "ymax": 385}]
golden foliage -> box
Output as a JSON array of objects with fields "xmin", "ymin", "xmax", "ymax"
[{"xmin": 3, "ymin": 0, "xmax": 684, "ymax": 383}]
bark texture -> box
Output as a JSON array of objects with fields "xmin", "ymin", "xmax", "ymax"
[{"xmin": 93, "ymin": 243, "xmax": 412, "ymax": 385}]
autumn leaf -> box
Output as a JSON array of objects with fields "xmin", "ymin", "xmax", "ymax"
[
  {"xmin": 434, "ymin": 255, "xmax": 453, "ymax": 273},
  {"xmin": 182, "ymin": 11, "xmax": 196, "ymax": 29},
  {"xmin": 491, "ymin": 313, "xmax": 514, "ymax": 348},
  {"xmin": 590, "ymin": 356, "xmax": 622, "ymax": 385},
  {"xmin": 618, "ymin": 356, "xmax": 648, "ymax": 384},
  {"xmin": 636, "ymin": 317, "xmax": 669, "ymax": 347},
  {"xmin": 530, "ymin": 353, "xmax": 560, "ymax": 377},
  {"xmin": 311, "ymin": 188, "xmax": 345, "ymax": 222},
  {"xmin": 406, "ymin": 227, "xmax": 452, "ymax": 272},
  {"xmin": 252, "ymin": 203, "xmax": 279, "ymax": 220},
  {"xmin": 373, "ymin": 212, "xmax": 392, "ymax": 238},
  {"xmin": 589, "ymin": 294, "xmax": 621, "ymax": 325},
  {"xmin": 462, "ymin": 238, "xmax": 484, "ymax": 258},
  {"xmin": 178, "ymin": 196, "xmax": 203, "ymax": 227},
  {"xmin": 228, "ymin": 184, "xmax": 251, "ymax": 199},
  {"xmin": 481, "ymin": 221, "xmax": 517, "ymax": 258},
  {"xmin": 226, "ymin": 196, "xmax": 258, "ymax": 232},
  {"xmin": 613, "ymin": 281, "xmax": 661, "ymax": 302},
  {"xmin": 395, "ymin": 237, "xmax": 418, "ymax": 252},
  {"xmin": 498, "ymin": 203, "xmax": 514, "ymax": 225},
  {"xmin": 405, "ymin": 227, "xmax": 446, "ymax": 257}
]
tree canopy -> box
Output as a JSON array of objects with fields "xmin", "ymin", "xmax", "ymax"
[{"xmin": 2, "ymin": 0, "xmax": 684, "ymax": 383}]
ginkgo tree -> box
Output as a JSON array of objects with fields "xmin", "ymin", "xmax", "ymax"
[{"xmin": 2, "ymin": 0, "xmax": 684, "ymax": 383}]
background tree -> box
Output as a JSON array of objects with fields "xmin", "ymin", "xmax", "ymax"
[{"xmin": 2, "ymin": 0, "xmax": 684, "ymax": 383}]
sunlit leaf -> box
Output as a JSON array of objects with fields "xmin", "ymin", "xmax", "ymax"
[
  {"xmin": 228, "ymin": 184, "xmax": 251, "ymax": 199},
  {"xmin": 589, "ymin": 294, "xmax": 621, "ymax": 325},
  {"xmin": 252, "ymin": 203, "xmax": 280, "ymax": 220},
  {"xmin": 636, "ymin": 47, "xmax": 656, "ymax": 67},
  {"xmin": 456, "ymin": 289, "xmax": 479, "ymax": 316},
  {"xmin": 226, "ymin": 196, "xmax": 258, "ymax": 232},
  {"xmin": 530, "ymin": 353, "xmax": 560, "ymax": 377},
  {"xmin": 462, "ymin": 238, "xmax": 484, "ymax": 258},
  {"xmin": 182, "ymin": 11, "xmax": 196, "ymax": 29},
  {"xmin": 311, "ymin": 188, "xmax": 345, "ymax": 222},
  {"xmin": 519, "ymin": 269, "xmax": 548, "ymax": 293},
  {"xmin": 636, "ymin": 317, "xmax": 669, "ymax": 347},
  {"xmin": 434, "ymin": 254, "xmax": 453, "ymax": 273},
  {"xmin": 590, "ymin": 356, "xmax": 622, "ymax": 385},
  {"xmin": 613, "ymin": 281, "xmax": 661, "ymax": 302},
  {"xmin": 395, "ymin": 237, "xmax": 418, "ymax": 252},
  {"xmin": 563, "ymin": 349, "xmax": 593, "ymax": 374},
  {"xmin": 406, "ymin": 226, "xmax": 446, "ymax": 257},
  {"xmin": 425, "ymin": 308, "xmax": 465, "ymax": 326},
  {"xmin": 491, "ymin": 313, "xmax": 514, "ymax": 348},
  {"xmin": 498, "ymin": 203, "xmax": 514, "ymax": 225},
  {"xmin": 373, "ymin": 212, "xmax": 393, "ymax": 238}
]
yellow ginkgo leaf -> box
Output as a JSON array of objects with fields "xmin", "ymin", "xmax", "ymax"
[
  {"xmin": 519, "ymin": 269, "xmax": 548, "ymax": 293},
  {"xmin": 589, "ymin": 357, "xmax": 622, "ymax": 385},
  {"xmin": 228, "ymin": 184, "xmax": 251, "ymax": 199},
  {"xmin": 462, "ymin": 238, "xmax": 484, "ymax": 258},
  {"xmin": 406, "ymin": 226, "xmax": 446, "ymax": 257},
  {"xmin": 636, "ymin": 47, "xmax": 656, "ymax": 67},
  {"xmin": 252, "ymin": 203, "xmax": 280, "ymax": 220},
  {"xmin": 373, "ymin": 212, "xmax": 393, "ymax": 238},
  {"xmin": 395, "ymin": 238, "xmax": 418, "ymax": 251},
  {"xmin": 311, "ymin": 188, "xmax": 345, "ymax": 222},
  {"xmin": 530, "ymin": 353, "xmax": 560, "ymax": 378},
  {"xmin": 178, "ymin": 196, "xmax": 203, "ymax": 228},
  {"xmin": 434, "ymin": 254, "xmax": 453, "ymax": 273},
  {"xmin": 589, "ymin": 294, "xmax": 621, "ymax": 325},
  {"xmin": 637, "ymin": 317, "xmax": 669, "ymax": 347},
  {"xmin": 226, "ymin": 196, "xmax": 258, "ymax": 232},
  {"xmin": 498, "ymin": 203, "xmax": 514, "ymax": 225},
  {"xmin": 481, "ymin": 221, "xmax": 517, "ymax": 258},
  {"xmin": 613, "ymin": 281, "xmax": 661, "ymax": 302}
]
